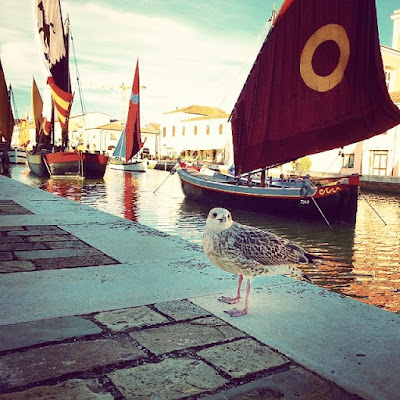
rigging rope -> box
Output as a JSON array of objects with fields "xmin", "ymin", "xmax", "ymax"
[
  {"xmin": 70, "ymin": 27, "xmax": 87, "ymax": 117},
  {"xmin": 218, "ymin": 11, "xmax": 274, "ymax": 111}
]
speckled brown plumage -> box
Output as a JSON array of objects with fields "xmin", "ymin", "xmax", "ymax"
[{"xmin": 202, "ymin": 207, "xmax": 316, "ymax": 316}]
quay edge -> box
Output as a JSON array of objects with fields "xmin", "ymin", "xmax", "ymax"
[{"xmin": 0, "ymin": 174, "xmax": 399, "ymax": 400}]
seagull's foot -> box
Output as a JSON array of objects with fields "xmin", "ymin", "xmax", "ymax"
[
  {"xmin": 224, "ymin": 308, "xmax": 248, "ymax": 317},
  {"xmin": 218, "ymin": 296, "xmax": 241, "ymax": 305}
]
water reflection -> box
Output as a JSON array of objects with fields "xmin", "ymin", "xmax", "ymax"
[{"xmin": 8, "ymin": 164, "xmax": 400, "ymax": 314}]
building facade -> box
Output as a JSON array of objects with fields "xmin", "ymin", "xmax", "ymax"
[{"xmin": 159, "ymin": 105, "xmax": 232, "ymax": 163}]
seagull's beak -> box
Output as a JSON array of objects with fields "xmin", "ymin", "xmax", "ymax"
[{"xmin": 218, "ymin": 215, "xmax": 227, "ymax": 222}]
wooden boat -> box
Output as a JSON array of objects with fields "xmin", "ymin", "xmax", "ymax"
[
  {"xmin": 8, "ymin": 148, "xmax": 27, "ymax": 164},
  {"xmin": 27, "ymin": 0, "xmax": 108, "ymax": 179},
  {"xmin": 177, "ymin": 0, "xmax": 400, "ymax": 224},
  {"xmin": 109, "ymin": 60, "xmax": 146, "ymax": 173},
  {"xmin": 178, "ymin": 165, "xmax": 359, "ymax": 223}
]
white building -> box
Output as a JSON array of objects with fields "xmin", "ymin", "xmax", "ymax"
[
  {"xmin": 68, "ymin": 112, "xmax": 111, "ymax": 151},
  {"xmin": 159, "ymin": 105, "xmax": 231, "ymax": 163}
]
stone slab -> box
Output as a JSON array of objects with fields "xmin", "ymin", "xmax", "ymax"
[
  {"xmin": 0, "ymin": 316, "xmax": 103, "ymax": 352},
  {"xmin": 129, "ymin": 316, "xmax": 246, "ymax": 355},
  {"xmin": 34, "ymin": 254, "xmax": 118, "ymax": 269},
  {"xmin": 108, "ymin": 357, "xmax": 228, "ymax": 399},
  {"xmin": 0, "ymin": 260, "xmax": 36, "ymax": 273},
  {"xmin": 94, "ymin": 305, "xmax": 169, "ymax": 332},
  {"xmin": 191, "ymin": 281, "xmax": 400, "ymax": 400},
  {"xmin": 0, "ymin": 242, "xmax": 46, "ymax": 251},
  {"xmin": 14, "ymin": 247, "xmax": 103, "ymax": 260},
  {"xmin": 198, "ymin": 338, "xmax": 288, "ymax": 379},
  {"xmin": 0, "ymin": 379, "xmax": 113, "ymax": 400},
  {"xmin": 203, "ymin": 365, "xmax": 359, "ymax": 400},
  {"xmin": 154, "ymin": 299, "xmax": 211, "ymax": 321},
  {"xmin": 0, "ymin": 337, "xmax": 146, "ymax": 390}
]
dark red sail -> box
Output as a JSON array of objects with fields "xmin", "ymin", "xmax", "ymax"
[
  {"xmin": 230, "ymin": 0, "xmax": 400, "ymax": 174},
  {"xmin": 125, "ymin": 60, "xmax": 143, "ymax": 161}
]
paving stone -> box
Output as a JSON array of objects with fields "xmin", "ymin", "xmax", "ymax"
[
  {"xmin": 94, "ymin": 306, "xmax": 169, "ymax": 332},
  {"xmin": 0, "ymin": 205, "xmax": 33, "ymax": 215},
  {"xmin": 0, "ymin": 378, "xmax": 113, "ymax": 400},
  {"xmin": 0, "ymin": 236, "xmax": 24, "ymax": 243},
  {"xmin": 0, "ymin": 337, "xmax": 146, "ymax": 389},
  {"xmin": 0, "ymin": 316, "xmax": 103, "ymax": 352},
  {"xmin": 7, "ymin": 229, "xmax": 69, "ymax": 237},
  {"xmin": 24, "ymin": 225, "xmax": 63, "ymax": 231},
  {"xmin": 0, "ymin": 226, "xmax": 25, "ymax": 232},
  {"xmin": 129, "ymin": 317, "xmax": 246, "ymax": 355},
  {"xmin": 154, "ymin": 299, "xmax": 211, "ymax": 321},
  {"xmin": 198, "ymin": 338, "xmax": 288, "ymax": 379},
  {"xmin": 35, "ymin": 254, "xmax": 118, "ymax": 269},
  {"xmin": 14, "ymin": 247, "xmax": 103, "ymax": 260},
  {"xmin": 0, "ymin": 242, "xmax": 46, "ymax": 251},
  {"xmin": 202, "ymin": 365, "xmax": 358, "ymax": 400},
  {"xmin": 0, "ymin": 260, "xmax": 36, "ymax": 273},
  {"xmin": 108, "ymin": 357, "xmax": 228, "ymax": 399},
  {"xmin": 45, "ymin": 240, "xmax": 91, "ymax": 249},
  {"xmin": 0, "ymin": 252, "xmax": 12, "ymax": 261},
  {"xmin": 26, "ymin": 234, "xmax": 80, "ymax": 242}
]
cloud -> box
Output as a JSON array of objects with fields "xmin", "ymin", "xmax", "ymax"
[{"xmin": 1, "ymin": 0, "xmax": 265, "ymax": 123}]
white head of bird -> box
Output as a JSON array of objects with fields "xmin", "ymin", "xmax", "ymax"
[{"xmin": 206, "ymin": 207, "xmax": 233, "ymax": 231}]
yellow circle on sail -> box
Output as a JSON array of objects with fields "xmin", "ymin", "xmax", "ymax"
[{"xmin": 300, "ymin": 24, "xmax": 350, "ymax": 92}]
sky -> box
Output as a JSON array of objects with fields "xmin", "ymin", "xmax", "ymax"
[{"xmin": 0, "ymin": 0, "xmax": 399, "ymax": 125}]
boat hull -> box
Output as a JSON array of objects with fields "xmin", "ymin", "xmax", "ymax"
[
  {"xmin": 44, "ymin": 152, "xmax": 108, "ymax": 178},
  {"xmin": 26, "ymin": 151, "xmax": 50, "ymax": 177},
  {"xmin": 8, "ymin": 149, "xmax": 26, "ymax": 164},
  {"xmin": 177, "ymin": 167, "xmax": 359, "ymax": 224},
  {"xmin": 109, "ymin": 158, "xmax": 147, "ymax": 172}
]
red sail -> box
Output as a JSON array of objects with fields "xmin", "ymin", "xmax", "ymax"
[
  {"xmin": 0, "ymin": 59, "xmax": 14, "ymax": 144},
  {"xmin": 47, "ymin": 76, "xmax": 73, "ymax": 131},
  {"xmin": 125, "ymin": 60, "xmax": 143, "ymax": 161},
  {"xmin": 230, "ymin": 0, "xmax": 400, "ymax": 174}
]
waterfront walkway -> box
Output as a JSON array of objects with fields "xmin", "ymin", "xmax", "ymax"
[{"xmin": 0, "ymin": 175, "xmax": 399, "ymax": 400}]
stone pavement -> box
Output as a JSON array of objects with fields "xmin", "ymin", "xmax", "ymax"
[{"xmin": 0, "ymin": 175, "xmax": 399, "ymax": 399}]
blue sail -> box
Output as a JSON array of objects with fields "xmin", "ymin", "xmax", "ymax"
[{"xmin": 113, "ymin": 127, "xmax": 126, "ymax": 160}]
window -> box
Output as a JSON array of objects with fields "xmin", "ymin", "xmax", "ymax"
[
  {"xmin": 206, "ymin": 125, "xmax": 210, "ymax": 135},
  {"xmin": 370, "ymin": 150, "xmax": 388, "ymax": 176},
  {"xmin": 219, "ymin": 124, "xmax": 223, "ymax": 135},
  {"xmin": 194, "ymin": 126, "xmax": 197, "ymax": 136},
  {"xmin": 182, "ymin": 126, "xmax": 185, "ymax": 136},
  {"xmin": 342, "ymin": 153, "xmax": 354, "ymax": 168},
  {"xmin": 163, "ymin": 127, "xmax": 166, "ymax": 137}
]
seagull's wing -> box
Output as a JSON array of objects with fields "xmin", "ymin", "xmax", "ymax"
[{"xmin": 223, "ymin": 222, "xmax": 309, "ymax": 265}]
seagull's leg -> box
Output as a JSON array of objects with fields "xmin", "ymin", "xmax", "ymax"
[
  {"xmin": 219, "ymin": 274, "xmax": 243, "ymax": 304},
  {"xmin": 224, "ymin": 278, "xmax": 251, "ymax": 317}
]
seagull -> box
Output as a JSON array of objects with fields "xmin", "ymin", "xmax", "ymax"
[{"xmin": 202, "ymin": 207, "xmax": 317, "ymax": 317}]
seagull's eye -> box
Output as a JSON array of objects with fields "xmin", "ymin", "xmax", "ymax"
[{"xmin": 212, "ymin": 212, "xmax": 217, "ymax": 218}]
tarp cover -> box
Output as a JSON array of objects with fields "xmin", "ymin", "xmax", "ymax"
[{"xmin": 230, "ymin": 0, "xmax": 400, "ymax": 174}]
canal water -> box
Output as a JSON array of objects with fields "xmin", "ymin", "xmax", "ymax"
[{"xmin": 8, "ymin": 164, "xmax": 400, "ymax": 314}]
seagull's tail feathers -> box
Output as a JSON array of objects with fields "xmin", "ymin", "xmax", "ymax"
[
  {"xmin": 298, "ymin": 251, "xmax": 324, "ymax": 266},
  {"xmin": 301, "ymin": 271, "xmax": 313, "ymax": 284}
]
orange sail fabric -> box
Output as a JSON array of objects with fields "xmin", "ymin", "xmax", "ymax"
[
  {"xmin": 0, "ymin": 59, "xmax": 14, "ymax": 144},
  {"xmin": 230, "ymin": 0, "xmax": 400, "ymax": 174},
  {"xmin": 47, "ymin": 76, "xmax": 73, "ymax": 131},
  {"xmin": 31, "ymin": 77, "xmax": 43, "ymax": 141}
]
